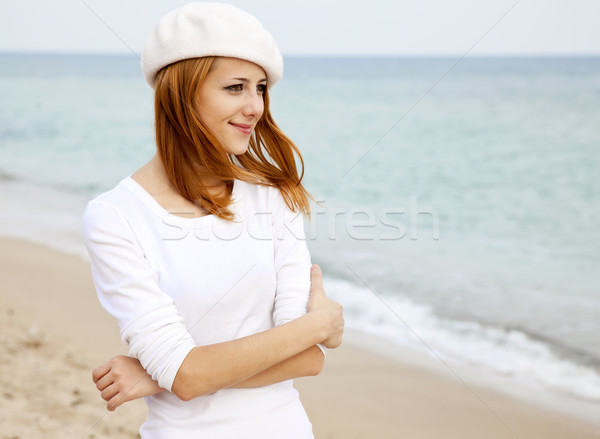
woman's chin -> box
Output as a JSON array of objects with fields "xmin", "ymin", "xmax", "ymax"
[{"xmin": 226, "ymin": 144, "xmax": 250, "ymax": 156}]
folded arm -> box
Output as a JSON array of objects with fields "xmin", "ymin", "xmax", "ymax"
[
  {"xmin": 93, "ymin": 266, "xmax": 340, "ymax": 409},
  {"xmin": 94, "ymin": 345, "xmax": 324, "ymax": 410},
  {"xmin": 230, "ymin": 345, "xmax": 324, "ymax": 389}
]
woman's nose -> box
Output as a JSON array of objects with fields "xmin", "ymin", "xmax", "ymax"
[{"xmin": 242, "ymin": 91, "xmax": 264, "ymax": 118}]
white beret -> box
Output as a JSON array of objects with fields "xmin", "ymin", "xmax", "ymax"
[{"xmin": 141, "ymin": 2, "xmax": 283, "ymax": 89}]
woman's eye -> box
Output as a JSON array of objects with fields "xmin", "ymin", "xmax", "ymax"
[
  {"xmin": 225, "ymin": 84, "xmax": 243, "ymax": 92},
  {"xmin": 224, "ymin": 83, "xmax": 266, "ymax": 94}
]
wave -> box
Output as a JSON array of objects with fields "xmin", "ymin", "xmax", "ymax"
[{"xmin": 324, "ymin": 275, "xmax": 600, "ymax": 402}]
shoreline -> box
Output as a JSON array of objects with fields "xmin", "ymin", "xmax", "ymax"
[
  {"xmin": 1, "ymin": 236, "xmax": 599, "ymax": 438},
  {"xmin": 341, "ymin": 328, "xmax": 600, "ymax": 427}
]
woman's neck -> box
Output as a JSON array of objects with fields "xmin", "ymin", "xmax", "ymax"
[{"xmin": 131, "ymin": 154, "xmax": 226, "ymax": 217}]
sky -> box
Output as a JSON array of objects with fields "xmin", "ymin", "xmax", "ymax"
[{"xmin": 1, "ymin": 0, "xmax": 599, "ymax": 56}]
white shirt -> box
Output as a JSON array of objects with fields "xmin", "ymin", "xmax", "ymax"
[{"xmin": 82, "ymin": 177, "xmax": 317, "ymax": 438}]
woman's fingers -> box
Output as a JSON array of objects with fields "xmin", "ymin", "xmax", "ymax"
[
  {"xmin": 92, "ymin": 355, "xmax": 164, "ymax": 410},
  {"xmin": 310, "ymin": 264, "xmax": 323, "ymax": 292},
  {"xmin": 107, "ymin": 394, "xmax": 124, "ymax": 412},
  {"xmin": 100, "ymin": 383, "xmax": 120, "ymax": 403},
  {"xmin": 324, "ymin": 316, "xmax": 344, "ymax": 349},
  {"xmin": 307, "ymin": 264, "xmax": 345, "ymax": 348},
  {"xmin": 322, "ymin": 301, "xmax": 344, "ymax": 349},
  {"xmin": 308, "ymin": 265, "xmax": 326, "ymax": 312},
  {"xmin": 92, "ymin": 360, "xmax": 112, "ymax": 384},
  {"xmin": 95, "ymin": 372, "xmax": 113, "ymax": 392}
]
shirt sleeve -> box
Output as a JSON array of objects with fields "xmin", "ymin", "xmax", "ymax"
[
  {"xmin": 270, "ymin": 189, "xmax": 311, "ymax": 326},
  {"xmin": 82, "ymin": 198, "xmax": 196, "ymax": 391},
  {"xmin": 270, "ymin": 190, "xmax": 326, "ymax": 356}
]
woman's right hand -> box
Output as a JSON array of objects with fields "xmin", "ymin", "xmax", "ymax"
[
  {"xmin": 92, "ymin": 355, "xmax": 164, "ymax": 411},
  {"xmin": 307, "ymin": 265, "xmax": 344, "ymax": 348}
]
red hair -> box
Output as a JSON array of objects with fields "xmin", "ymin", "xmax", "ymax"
[{"xmin": 154, "ymin": 57, "xmax": 311, "ymax": 220}]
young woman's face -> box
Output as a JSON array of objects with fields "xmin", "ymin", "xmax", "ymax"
[{"xmin": 196, "ymin": 57, "xmax": 267, "ymax": 155}]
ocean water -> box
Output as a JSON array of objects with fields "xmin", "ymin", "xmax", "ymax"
[{"xmin": 1, "ymin": 53, "xmax": 599, "ymax": 404}]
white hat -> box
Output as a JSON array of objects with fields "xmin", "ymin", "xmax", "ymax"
[{"xmin": 141, "ymin": 2, "xmax": 283, "ymax": 89}]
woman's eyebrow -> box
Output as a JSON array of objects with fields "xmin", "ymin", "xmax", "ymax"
[{"xmin": 232, "ymin": 77, "xmax": 268, "ymax": 83}]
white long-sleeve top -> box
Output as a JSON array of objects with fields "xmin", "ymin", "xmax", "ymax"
[{"xmin": 82, "ymin": 176, "xmax": 317, "ymax": 438}]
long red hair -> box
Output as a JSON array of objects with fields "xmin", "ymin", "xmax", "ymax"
[{"xmin": 154, "ymin": 57, "xmax": 311, "ymax": 220}]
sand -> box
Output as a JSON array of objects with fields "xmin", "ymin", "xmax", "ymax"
[{"xmin": 1, "ymin": 237, "xmax": 598, "ymax": 438}]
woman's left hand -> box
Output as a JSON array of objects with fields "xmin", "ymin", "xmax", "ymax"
[{"xmin": 92, "ymin": 355, "xmax": 164, "ymax": 411}]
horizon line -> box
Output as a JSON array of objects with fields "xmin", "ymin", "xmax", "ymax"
[{"xmin": 1, "ymin": 50, "xmax": 599, "ymax": 59}]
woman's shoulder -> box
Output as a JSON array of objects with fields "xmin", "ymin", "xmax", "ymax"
[
  {"xmin": 83, "ymin": 177, "xmax": 144, "ymax": 229},
  {"xmin": 86, "ymin": 178, "xmax": 134, "ymax": 211}
]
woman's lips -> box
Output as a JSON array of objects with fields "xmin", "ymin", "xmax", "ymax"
[{"xmin": 229, "ymin": 122, "xmax": 252, "ymax": 135}]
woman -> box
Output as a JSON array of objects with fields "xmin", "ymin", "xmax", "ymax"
[{"xmin": 82, "ymin": 3, "xmax": 344, "ymax": 438}]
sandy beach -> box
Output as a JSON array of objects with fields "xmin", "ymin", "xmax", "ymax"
[{"xmin": 1, "ymin": 236, "xmax": 598, "ymax": 439}]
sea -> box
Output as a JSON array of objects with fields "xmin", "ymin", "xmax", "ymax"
[{"xmin": 1, "ymin": 53, "xmax": 599, "ymax": 411}]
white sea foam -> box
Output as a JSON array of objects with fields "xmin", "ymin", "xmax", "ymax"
[{"xmin": 324, "ymin": 275, "xmax": 600, "ymax": 402}]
